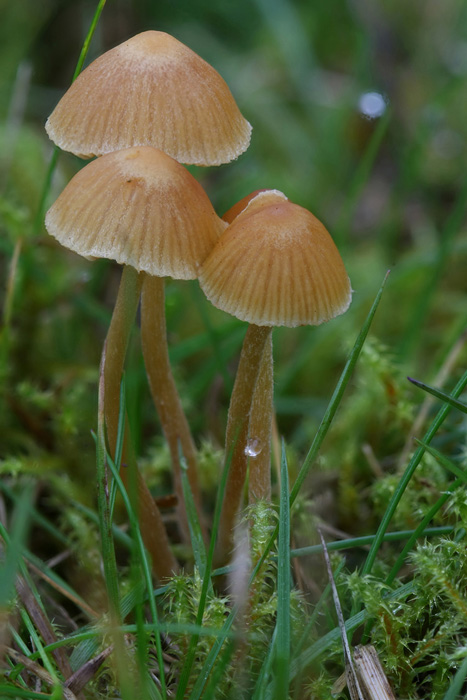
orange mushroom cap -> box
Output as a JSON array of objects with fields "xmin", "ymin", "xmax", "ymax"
[
  {"xmin": 199, "ymin": 190, "xmax": 352, "ymax": 327},
  {"xmin": 45, "ymin": 146, "xmax": 227, "ymax": 279},
  {"xmin": 45, "ymin": 31, "xmax": 252, "ymax": 166}
]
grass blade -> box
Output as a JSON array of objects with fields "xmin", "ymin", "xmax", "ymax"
[
  {"xmin": 408, "ymin": 376, "xmax": 467, "ymax": 414},
  {"xmin": 273, "ymin": 440, "xmax": 291, "ymax": 699},
  {"xmin": 415, "ymin": 439, "xmax": 467, "ymax": 482},
  {"xmin": 290, "ymin": 526, "xmax": 453, "ymax": 559}
]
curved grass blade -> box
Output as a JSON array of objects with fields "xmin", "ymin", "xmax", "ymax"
[
  {"xmin": 408, "ymin": 376, "xmax": 467, "ymax": 414},
  {"xmin": 290, "ymin": 526, "xmax": 453, "ymax": 559},
  {"xmin": 415, "ymin": 439, "xmax": 467, "ymax": 483}
]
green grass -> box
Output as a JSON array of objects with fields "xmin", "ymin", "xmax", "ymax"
[{"xmin": 1, "ymin": 0, "xmax": 467, "ymax": 698}]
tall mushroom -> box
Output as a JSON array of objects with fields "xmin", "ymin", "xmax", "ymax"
[
  {"xmin": 45, "ymin": 30, "xmax": 251, "ymax": 542},
  {"xmin": 45, "ymin": 146, "xmax": 226, "ymax": 576},
  {"xmin": 199, "ymin": 190, "xmax": 352, "ymax": 561}
]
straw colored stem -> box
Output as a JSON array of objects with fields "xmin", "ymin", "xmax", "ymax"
[
  {"xmin": 248, "ymin": 333, "xmax": 273, "ymax": 503},
  {"xmin": 216, "ymin": 324, "xmax": 273, "ymax": 561},
  {"xmin": 140, "ymin": 274, "xmax": 205, "ymax": 544},
  {"xmin": 104, "ymin": 265, "xmax": 178, "ymax": 579}
]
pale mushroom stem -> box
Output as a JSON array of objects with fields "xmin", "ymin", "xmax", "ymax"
[
  {"xmin": 104, "ymin": 265, "xmax": 178, "ymax": 579},
  {"xmin": 248, "ymin": 333, "xmax": 273, "ymax": 503},
  {"xmin": 215, "ymin": 324, "xmax": 273, "ymax": 562},
  {"xmin": 140, "ymin": 274, "xmax": 205, "ymax": 544}
]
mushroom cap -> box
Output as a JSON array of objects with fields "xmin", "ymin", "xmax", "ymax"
[
  {"xmin": 45, "ymin": 31, "xmax": 252, "ymax": 166},
  {"xmin": 199, "ymin": 190, "xmax": 352, "ymax": 327},
  {"xmin": 45, "ymin": 146, "xmax": 227, "ymax": 279}
]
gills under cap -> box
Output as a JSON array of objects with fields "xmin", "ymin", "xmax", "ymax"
[
  {"xmin": 45, "ymin": 146, "xmax": 227, "ymax": 279},
  {"xmin": 199, "ymin": 190, "xmax": 352, "ymax": 327},
  {"xmin": 45, "ymin": 31, "xmax": 252, "ymax": 166}
]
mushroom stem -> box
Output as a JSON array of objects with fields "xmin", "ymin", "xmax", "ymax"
[
  {"xmin": 104, "ymin": 265, "xmax": 178, "ymax": 579},
  {"xmin": 216, "ymin": 324, "xmax": 273, "ymax": 561},
  {"xmin": 140, "ymin": 274, "xmax": 205, "ymax": 544},
  {"xmin": 103, "ymin": 266, "xmax": 142, "ymax": 455},
  {"xmin": 248, "ymin": 333, "xmax": 273, "ymax": 503}
]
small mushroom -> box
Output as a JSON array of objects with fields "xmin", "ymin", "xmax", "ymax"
[
  {"xmin": 199, "ymin": 190, "xmax": 352, "ymax": 560},
  {"xmin": 45, "ymin": 30, "xmax": 252, "ymax": 166},
  {"xmin": 46, "ymin": 146, "xmax": 226, "ymax": 575}
]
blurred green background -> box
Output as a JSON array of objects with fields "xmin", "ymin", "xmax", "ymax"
[{"xmin": 1, "ymin": 0, "xmax": 466, "ymax": 504}]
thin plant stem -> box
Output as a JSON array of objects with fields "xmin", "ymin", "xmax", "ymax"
[
  {"xmin": 104, "ymin": 265, "xmax": 177, "ymax": 579},
  {"xmin": 248, "ymin": 333, "xmax": 273, "ymax": 503},
  {"xmin": 215, "ymin": 324, "xmax": 273, "ymax": 563},
  {"xmin": 140, "ymin": 273, "xmax": 205, "ymax": 544}
]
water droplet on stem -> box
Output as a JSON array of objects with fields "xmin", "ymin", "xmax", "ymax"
[{"xmin": 244, "ymin": 437, "xmax": 263, "ymax": 458}]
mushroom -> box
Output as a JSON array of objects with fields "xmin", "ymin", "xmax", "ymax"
[
  {"xmin": 45, "ymin": 29, "xmax": 251, "ymax": 546},
  {"xmin": 199, "ymin": 190, "xmax": 352, "ymax": 560},
  {"xmin": 45, "ymin": 30, "xmax": 252, "ymax": 165},
  {"xmin": 45, "ymin": 146, "xmax": 227, "ymax": 576}
]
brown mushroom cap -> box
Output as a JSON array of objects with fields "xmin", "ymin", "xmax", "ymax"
[
  {"xmin": 45, "ymin": 31, "xmax": 252, "ymax": 166},
  {"xmin": 199, "ymin": 190, "xmax": 352, "ymax": 327},
  {"xmin": 45, "ymin": 146, "xmax": 227, "ymax": 279}
]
